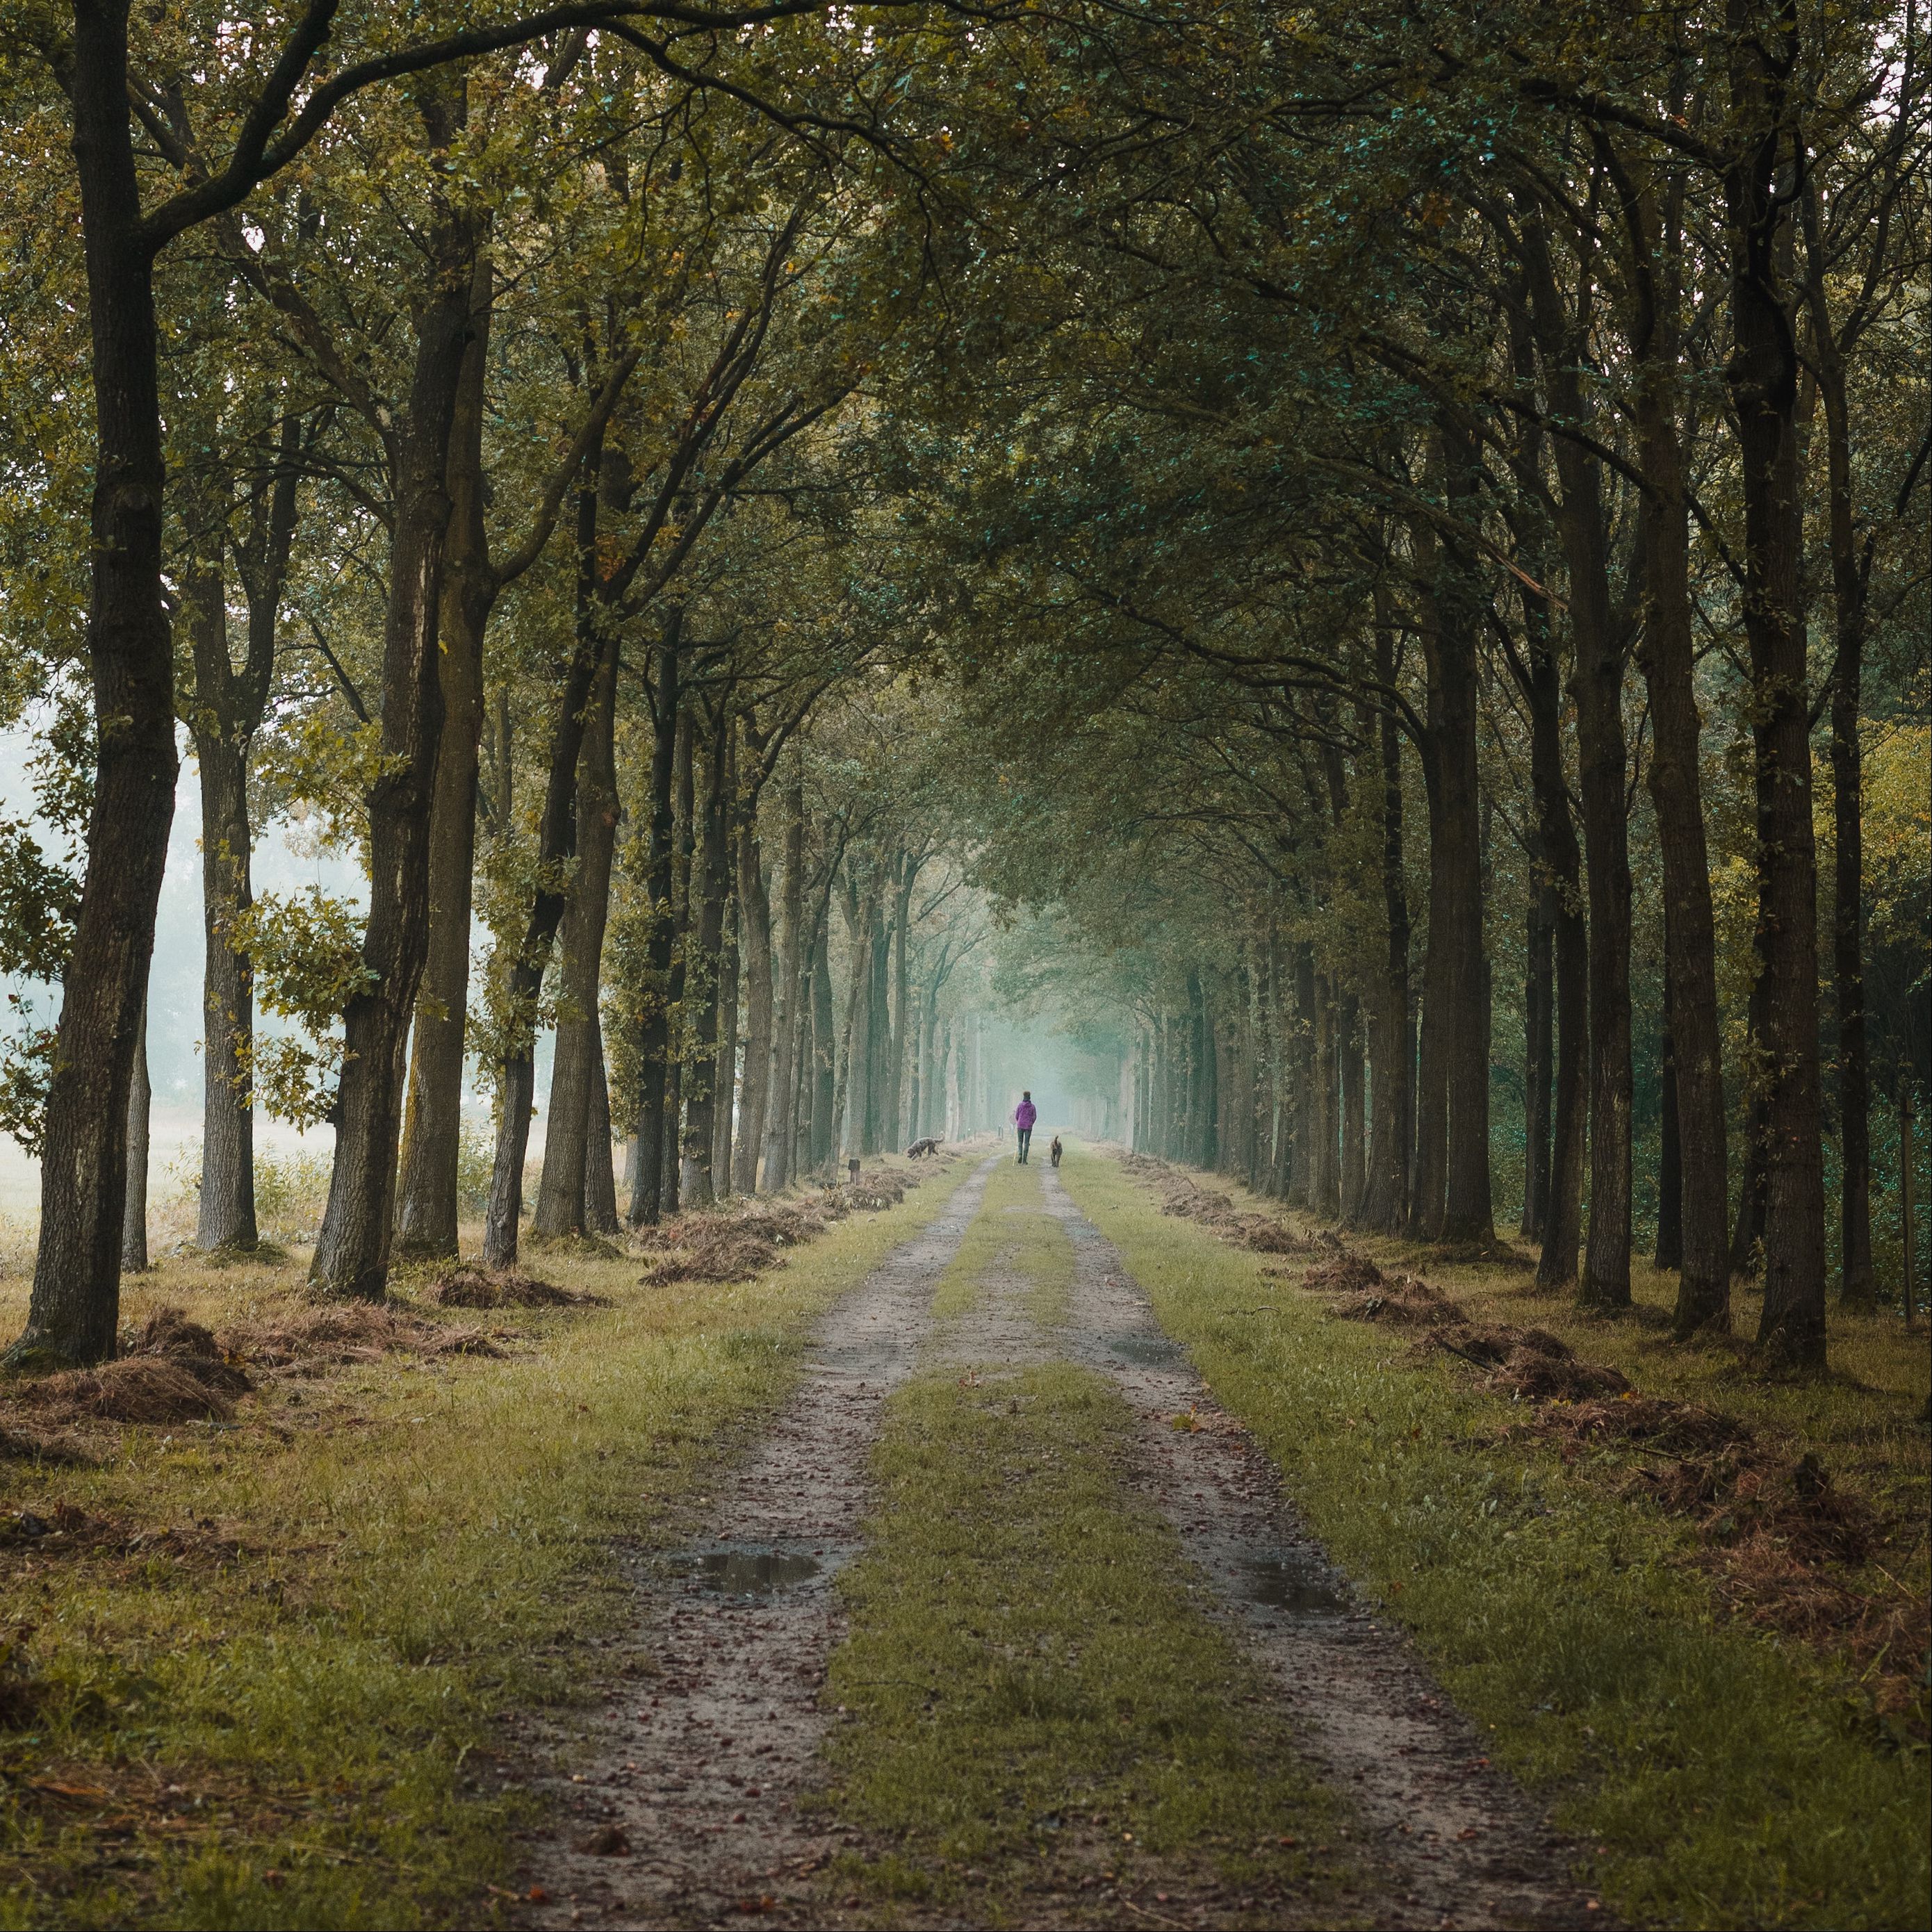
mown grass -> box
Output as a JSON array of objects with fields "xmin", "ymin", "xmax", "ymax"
[
  {"xmin": 1061, "ymin": 1146, "xmax": 1932, "ymax": 1932},
  {"xmin": 926, "ymin": 1157, "xmax": 1070, "ymax": 1326},
  {"xmin": 821, "ymin": 1363, "xmax": 1339, "ymax": 1926},
  {"xmin": 0, "ymin": 1154, "xmax": 980, "ymax": 1930}
]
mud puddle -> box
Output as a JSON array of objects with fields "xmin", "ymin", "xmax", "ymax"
[
  {"xmin": 1237, "ymin": 1551, "xmax": 1349, "ymax": 1615},
  {"xmin": 666, "ymin": 1545, "xmax": 834, "ymax": 1598},
  {"xmin": 1043, "ymin": 1163, "xmax": 1603, "ymax": 1931},
  {"xmin": 1103, "ymin": 1330, "xmax": 1185, "ymax": 1368}
]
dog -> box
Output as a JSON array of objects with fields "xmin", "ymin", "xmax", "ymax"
[
  {"xmin": 906, "ymin": 1136, "xmax": 942, "ymax": 1159},
  {"xmin": 1049, "ymin": 1135, "xmax": 1063, "ymax": 1168}
]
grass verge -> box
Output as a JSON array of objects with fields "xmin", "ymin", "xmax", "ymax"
[
  {"xmin": 821, "ymin": 1362, "xmax": 1339, "ymax": 1927},
  {"xmin": 1061, "ymin": 1145, "xmax": 1931, "ymax": 1932},
  {"xmin": 0, "ymin": 1154, "xmax": 979, "ymax": 1931}
]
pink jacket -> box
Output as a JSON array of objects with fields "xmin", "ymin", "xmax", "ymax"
[{"xmin": 1014, "ymin": 1101, "xmax": 1038, "ymax": 1130}]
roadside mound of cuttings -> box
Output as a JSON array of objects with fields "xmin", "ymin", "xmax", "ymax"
[
  {"xmin": 633, "ymin": 1159, "xmax": 938, "ymax": 1285},
  {"xmin": 0, "ymin": 1296, "xmax": 512, "ymax": 1460},
  {"xmin": 1113, "ymin": 1154, "xmax": 1924, "ymax": 1733},
  {"xmin": 427, "ymin": 1266, "xmax": 609, "ymax": 1310},
  {"xmin": 1294, "ymin": 1235, "xmax": 1924, "ymax": 1730},
  {"xmin": 1120, "ymin": 1152, "xmax": 1314, "ymax": 1254},
  {"xmin": 221, "ymin": 1301, "xmax": 503, "ymax": 1370}
]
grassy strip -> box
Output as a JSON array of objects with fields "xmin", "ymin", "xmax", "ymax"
[
  {"xmin": 1061, "ymin": 1147, "xmax": 1931, "ymax": 1932},
  {"xmin": 0, "ymin": 1156, "xmax": 980, "ymax": 1931},
  {"xmin": 821, "ymin": 1364, "xmax": 1338, "ymax": 1924},
  {"xmin": 927, "ymin": 1159, "xmax": 1069, "ymax": 1325}
]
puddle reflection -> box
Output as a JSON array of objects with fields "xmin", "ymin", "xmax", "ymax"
[
  {"xmin": 1239, "ymin": 1554, "xmax": 1347, "ymax": 1614},
  {"xmin": 669, "ymin": 1547, "xmax": 823, "ymax": 1596},
  {"xmin": 1106, "ymin": 1332, "xmax": 1184, "ymax": 1367}
]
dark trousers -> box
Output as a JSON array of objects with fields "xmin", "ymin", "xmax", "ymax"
[{"xmin": 1016, "ymin": 1127, "xmax": 1032, "ymax": 1163}]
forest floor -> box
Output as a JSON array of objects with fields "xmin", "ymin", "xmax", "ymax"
[{"xmin": 0, "ymin": 1143, "xmax": 1926, "ymax": 1931}]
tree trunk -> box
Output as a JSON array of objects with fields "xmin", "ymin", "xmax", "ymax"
[
  {"xmin": 627, "ymin": 621, "xmax": 681, "ymax": 1225},
  {"xmin": 311, "ymin": 146, "xmax": 479, "ymax": 1300},
  {"xmin": 837, "ymin": 874, "xmax": 878, "ymax": 1163},
  {"xmin": 1731, "ymin": 964, "xmax": 1771, "ymax": 1275},
  {"xmin": 122, "ymin": 992, "xmax": 149, "ymax": 1274},
  {"xmin": 733, "ymin": 784, "xmax": 774, "ymax": 1193},
  {"xmin": 396, "ymin": 287, "xmax": 493, "ymax": 1256},
  {"xmin": 1521, "ymin": 573, "xmax": 1587, "ymax": 1291},
  {"xmin": 678, "ymin": 711, "xmax": 730, "ymax": 1209},
  {"xmin": 532, "ymin": 621, "xmax": 619, "ymax": 1241},
  {"xmin": 1521, "ymin": 890, "xmax": 1553, "ymax": 1242},
  {"xmin": 1656, "ymin": 956, "xmax": 1684, "ymax": 1270},
  {"xmin": 194, "ymin": 721, "xmax": 258, "ymax": 1253},
  {"xmin": 864, "ymin": 892, "xmax": 891, "ymax": 1154},
  {"xmin": 1410, "ymin": 729, "xmax": 1450, "ymax": 1243},
  {"xmin": 13, "ymin": 3, "xmax": 178, "ymax": 1366},
  {"xmin": 1339, "ymin": 991, "xmax": 1366, "ymax": 1222},
  {"xmin": 809, "ymin": 912, "xmax": 836, "ymax": 1173},
  {"xmin": 1313, "ymin": 975, "xmax": 1339, "ymax": 1215},
  {"xmin": 885, "ymin": 860, "xmax": 918, "ymax": 1149},
  {"xmin": 478, "ymin": 429, "xmax": 606, "ymax": 1270},
  {"xmin": 1433, "ymin": 459, "xmax": 1494, "ymax": 1245},
  {"xmin": 712, "ymin": 874, "xmax": 739, "ymax": 1195},
  {"xmin": 759, "ymin": 773, "xmax": 804, "ymax": 1190},
  {"xmin": 1363, "ymin": 619, "xmax": 1412, "ymax": 1234},
  {"xmin": 1802, "ymin": 190, "xmax": 1876, "ymax": 1311},
  {"xmin": 1901, "ymin": 1083, "xmax": 1917, "ymax": 1329},
  {"xmin": 1612, "ymin": 160, "xmax": 1733, "ymax": 1334},
  {"xmin": 582, "ymin": 1022, "xmax": 619, "ymax": 1235},
  {"xmin": 1725, "ymin": 44, "xmax": 1828, "ymax": 1367},
  {"xmin": 1520, "ymin": 218, "xmax": 1629, "ymax": 1301}
]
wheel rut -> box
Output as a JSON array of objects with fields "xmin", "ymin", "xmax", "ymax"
[
  {"xmin": 1041, "ymin": 1163, "xmax": 1605, "ymax": 1932},
  {"xmin": 514, "ymin": 1156, "xmax": 998, "ymax": 1930}
]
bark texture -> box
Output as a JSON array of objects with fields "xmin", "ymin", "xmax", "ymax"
[{"xmin": 16, "ymin": 3, "xmax": 180, "ymax": 1364}]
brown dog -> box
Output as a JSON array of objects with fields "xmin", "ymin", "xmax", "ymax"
[{"xmin": 1049, "ymin": 1135, "xmax": 1063, "ymax": 1168}]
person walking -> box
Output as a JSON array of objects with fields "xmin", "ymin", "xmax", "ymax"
[{"xmin": 1013, "ymin": 1092, "xmax": 1037, "ymax": 1164}]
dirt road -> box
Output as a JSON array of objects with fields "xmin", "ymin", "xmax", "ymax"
[{"xmin": 514, "ymin": 1154, "xmax": 1598, "ymax": 1930}]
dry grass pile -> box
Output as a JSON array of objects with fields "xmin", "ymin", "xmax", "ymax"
[
  {"xmin": 639, "ymin": 1223, "xmax": 785, "ymax": 1286},
  {"xmin": 1682, "ymin": 1456, "xmax": 1923, "ymax": 1709},
  {"xmin": 0, "ymin": 1498, "xmax": 248, "ymax": 1569},
  {"xmin": 844, "ymin": 1169, "xmax": 912, "ymax": 1211},
  {"xmin": 1539, "ymin": 1391, "xmax": 1753, "ymax": 1457},
  {"xmin": 1321, "ymin": 1257, "xmax": 1471, "ymax": 1333},
  {"xmin": 8, "ymin": 1357, "xmax": 236, "ymax": 1427},
  {"xmin": 1158, "ymin": 1178, "xmax": 1242, "ymax": 1225},
  {"xmin": 1240, "ymin": 1218, "xmax": 1313, "ymax": 1254},
  {"xmin": 1125, "ymin": 1153, "xmax": 1309, "ymax": 1254},
  {"xmin": 221, "ymin": 1302, "xmax": 502, "ymax": 1370},
  {"xmin": 1528, "ymin": 1387, "xmax": 1920, "ymax": 1713},
  {"xmin": 1394, "ymin": 1297, "xmax": 1636, "ymax": 1398},
  {"xmin": 635, "ymin": 1168, "xmax": 919, "ymax": 1283},
  {"xmin": 712, "ymin": 1203, "xmax": 835, "ymax": 1247},
  {"xmin": 124, "ymin": 1305, "xmax": 254, "ymax": 1395},
  {"xmin": 1302, "ymin": 1249, "xmax": 1389, "ymax": 1297},
  {"xmin": 1420, "ymin": 1320, "xmax": 1567, "ymax": 1366},
  {"xmin": 426, "ymin": 1265, "xmax": 606, "ymax": 1310},
  {"xmin": 1491, "ymin": 1349, "xmax": 1634, "ymax": 1400},
  {"xmin": 1697, "ymin": 1459, "xmax": 1881, "ymax": 1566}
]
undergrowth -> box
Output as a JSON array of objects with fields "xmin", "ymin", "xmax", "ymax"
[
  {"xmin": 0, "ymin": 1155, "xmax": 978, "ymax": 1930},
  {"xmin": 1063, "ymin": 1146, "xmax": 1932, "ymax": 1932}
]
